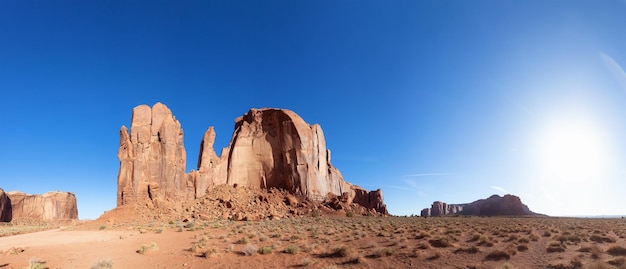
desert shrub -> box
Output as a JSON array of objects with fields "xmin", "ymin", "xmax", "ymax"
[
  {"xmin": 517, "ymin": 244, "xmax": 528, "ymax": 252},
  {"xmin": 608, "ymin": 257, "xmax": 626, "ymax": 267},
  {"xmin": 484, "ymin": 250, "xmax": 510, "ymax": 261},
  {"xmin": 243, "ymin": 245, "xmax": 258, "ymax": 256},
  {"xmin": 284, "ymin": 246, "xmax": 299, "ymax": 254},
  {"xmin": 546, "ymin": 244, "xmax": 566, "ymax": 253},
  {"xmin": 99, "ymin": 225, "xmax": 107, "ymax": 230},
  {"xmin": 428, "ymin": 237, "xmax": 453, "ymax": 248},
  {"xmin": 202, "ymin": 247, "xmax": 219, "ymax": 258},
  {"xmin": 346, "ymin": 212, "xmax": 354, "ymax": 217},
  {"xmin": 607, "ymin": 245, "xmax": 626, "ymax": 256},
  {"xmin": 258, "ymin": 246, "xmax": 273, "ymax": 255},
  {"xmin": 467, "ymin": 233, "xmax": 480, "ymax": 242},
  {"xmin": 476, "ymin": 235, "xmax": 494, "ymax": 247},
  {"xmin": 578, "ymin": 244, "xmax": 602, "ymax": 259},
  {"xmin": 91, "ymin": 259, "xmax": 113, "ymax": 269},
  {"xmin": 28, "ymin": 258, "xmax": 46, "ymax": 269},
  {"xmin": 344, "ymin": 255, "xmax": 362, "ymax": 264},
  {"xmin": 155, "ymin": 227, "xmax": 164, "ymax": 234},
  {"xmin": 590, "ymin": 235, "xmax": 616, "ymax": 243},
  {"xmin": 555, "ymin": 233, "xmax": 581, "ymax": 244},
  {"xmin": 235, "ymin": 237, "xmax": 249, "ymax": 244},
  {"xmin": 137, "ymin": 242, "xmax": 158, "ymax": 254},
  {"xmin": 454, "ymin": 246, "xmax": 479, "ymax": 254},
  {"xmin": 426, "ymin": 251, "xmax": 441, "ymax": 260},
  {"xmin": 417, "ymin": 242, "xmax": 430, "ymax": 249},
  {"xmin": 321, "ymin": 246, "xmax": 351, "ymax": 258},
  {"xmin": 585, "ymin": 262, "xmax": 610, "ymax": 269},
  {"xmin": 529, "ymin": 233, "xmax": 540, "ymax": 241},
  {"xmin": 372, "ymin": 247, "xmax": 394, "ymax": 257},
  {"xmin": 569, "ymin": 257, "xmax": 582, "ymax": 268}
]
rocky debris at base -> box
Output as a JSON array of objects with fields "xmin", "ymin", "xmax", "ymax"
[{"xmin": 100, "ymin": 184, "xmax": 384, "ymax": 224}]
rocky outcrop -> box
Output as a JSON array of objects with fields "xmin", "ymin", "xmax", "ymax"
[
  {"xmin": 420, "ymin": 208, "xmax": 430, "ymax": 218},
  {"xmin": 460, "ymin": 195, "xmax": 536, "ymax": 216},
  {"xmin": 425, "ymin": 201, "xmax": 464, "ymax": 217},
  {"xmin": 420, "ymin": 194, "xmax": 541, "ymax": 217},
  {"xmin": 6, "ymin": 191, "xmax": 78, "ymax": 221},
  {"xmin": 117, "ymin": 103, "xmax": 187, "ymax": 206},
  {"xmin": 0, "ymin": 188, "xmax": 11, "ymax": 222},
  {"xmin": 117, "ymin": 103, "xmax": 388, "ymax": 214},
  {"xmin": 352, "ymin": 187, "xmax": 388, "ymax": 215}
]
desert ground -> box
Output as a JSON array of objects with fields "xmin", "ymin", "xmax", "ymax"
[{"xmin": 1, "ymin": 216, "xmax": 626, "ymax": 269}]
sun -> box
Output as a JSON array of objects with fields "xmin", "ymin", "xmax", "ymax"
[{"xmin": 533, "ymin": 116, "xmax": 612, "ymax": 187}]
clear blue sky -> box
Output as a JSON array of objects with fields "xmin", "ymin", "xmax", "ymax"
[{"xmin": 1, "ymin": 1, "xmax": 625, "ymax": 219}]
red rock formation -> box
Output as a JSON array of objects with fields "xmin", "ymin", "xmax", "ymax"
[
  {"xmin": 7, "ymin": 191, "xmax": 78, "ymax": 221},
  {"xmin": 117, "ymin": 103, "xmax": 187, "ymax": 206},
  {"xmin": 420, "ymin": 194, "xmax": 541, "ymax": 217},
  {"xmin": 0, "ymin": 188, "xmax": 11, "ymax": 222},
  {"xmin": 116, "ymin": 104, "xmax": 388, "ymax": 214}
]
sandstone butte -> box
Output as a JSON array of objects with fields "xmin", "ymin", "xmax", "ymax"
[
  {"xmin": 0, "ymin": 188, "xmax": 78, "ymax": 222},
  {"xmin": 117, "ymin": 103, "xmax": 388, "ymax": 214},
  {"xmin": 420, "ymin": 194, "xmax": 543, "ymax": 217}
]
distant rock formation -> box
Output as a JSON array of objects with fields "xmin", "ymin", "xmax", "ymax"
[
  {"xmin": 420, "ymin": 194, "xmax": 541, "ymax": 217},
  {"xmin": 117, "ymin": 103, "xmax": 388, "ymax": 214},
  {"xmin": 0, "ymin": 189, "xmax": 11, "ymax": 222},
  {"xmin": 4, "ymin": 191, "xmax": 78, "ymax": 221}
]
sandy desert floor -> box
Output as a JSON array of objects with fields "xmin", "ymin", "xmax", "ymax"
[{"xmin": 1, "ymin": 216, "xmax": 626, "ymax": 269}]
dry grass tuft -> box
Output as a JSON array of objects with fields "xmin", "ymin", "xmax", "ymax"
[{"xmin": 136, "ymin": 242, "xmax": 158, "ymax": 254}]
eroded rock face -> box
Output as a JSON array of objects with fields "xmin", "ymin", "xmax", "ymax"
[
  {"xmin": 117, "ymin": 104, "xmax": 388, "ymax": 214},
  {"xmin": 7, "ymin": 191, "xmax": 78, "ymax": 221},
  {"xmin": 420, "ymin": 194, "xmax": 541, "ymax": 217},
  {"xmin": 0, "ymin": 189, "xmax": 11, "ymax": 222},
  {"xmin": 117, "ymin": 103, "xmax": 187, "ymax": 206}
]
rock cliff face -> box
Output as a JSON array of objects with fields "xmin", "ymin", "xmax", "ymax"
[
  {"xmin": 0, "ymin": 189, "xmax": 11, "ymax": 222},
  {"xmin": 420, "ymin": 194, "xmax": 541, "ymax": 217},
  {"xmin": 6, "ymin": 191, "xmax": 78, "ymax": 221},
  {"xmin": 117, "ymin": 103, "xmax": 388, "ymax": 214},
  {"xmin": 117, "ymin": 103, "xmax": 187, "ymax": 206}
]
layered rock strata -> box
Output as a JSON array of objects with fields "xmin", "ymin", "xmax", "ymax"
[{"xmin": 117, "ymin": 103, "xmax": 388, "ymax": 214}]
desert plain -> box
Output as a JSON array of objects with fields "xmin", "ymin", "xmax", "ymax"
[{"xmin": 2, "ymin": 214, "xmax": 626, "ymax": 269}]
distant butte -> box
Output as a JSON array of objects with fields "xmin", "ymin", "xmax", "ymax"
[
  {"xmin": 420, "ymin": 194, "xmax": 544, "ymax": 217},
  {"xmin": 0, "ymin": 188, "xmax": 78, "ymax": 222},
  {"xmin": 115, "ymin": 103, "xmax": 388, "ymax": 217}
]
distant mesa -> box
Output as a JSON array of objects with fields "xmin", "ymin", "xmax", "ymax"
[
  {"xmin": 115, "ymin": 103, "xmax": 387, "ymax": 219},
  {"xmin": 420, "ymin": 194, "xmax": 544, "ymax": 217},
  {"xmin": 0, "ymin": 188, "xmax": 78, "ymax": 222}
]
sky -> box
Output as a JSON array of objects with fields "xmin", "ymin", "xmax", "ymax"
[{"xmin": 1, "ymin": 1, "xmax": 626, "ymax": 219}]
